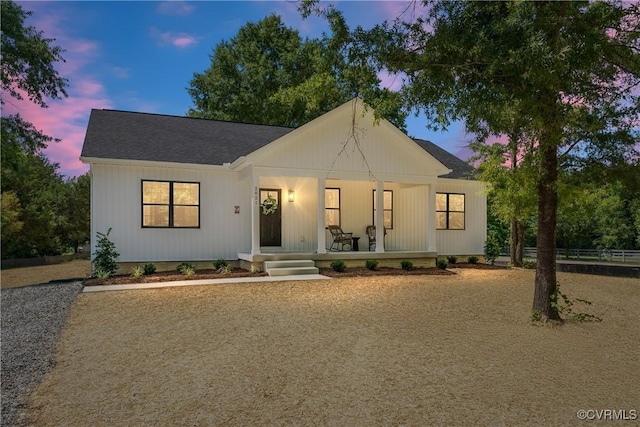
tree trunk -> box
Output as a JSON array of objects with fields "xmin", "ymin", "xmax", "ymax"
[
  {"xmin": 510, "ymin": 219, "xmax": 523, "ymax": 267},
  {"xmin": 532, "ymin": 136, "xmax": 561, "ymax": 321}
]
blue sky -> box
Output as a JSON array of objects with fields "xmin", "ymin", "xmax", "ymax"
[{"xmin": 9, "ymin": 1, "xmax": 469, "ymax": 177}]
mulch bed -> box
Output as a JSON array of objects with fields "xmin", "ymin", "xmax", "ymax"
[{"xmin": 84, "ymin": 263, "xmax": 504, "ymax": 286}]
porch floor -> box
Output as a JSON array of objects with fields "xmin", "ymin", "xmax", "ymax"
[{"xmin": 238, "ymin": 250, "xmax": 438, "ymax": 267}]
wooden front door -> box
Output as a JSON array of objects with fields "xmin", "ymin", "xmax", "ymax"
[{"xmin": 259, "ymin": 189, "xmax": 281, "ymax": 247}]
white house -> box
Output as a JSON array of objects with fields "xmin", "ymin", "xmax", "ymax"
[{"xmin": 80, "ymin": 98, "xmax": 486, "ymax": 272}]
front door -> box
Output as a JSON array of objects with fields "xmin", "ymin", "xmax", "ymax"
[{"xmin": 259, "ymin": 189, "xmax": 281, "ymax": 247}]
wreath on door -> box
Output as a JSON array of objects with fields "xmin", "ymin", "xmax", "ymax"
[{"xmin": 260, "ymin": 194, "xmax": 278, "ymax": 215}]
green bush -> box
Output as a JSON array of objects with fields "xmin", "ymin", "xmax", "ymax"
[
  {"xmin": 330, "ymin": 259, "xmax": 346, "ymax": 272},
  {"xmin": 143, "ymin": 263, "xmax": 157, "ymax": 275},
  {"xmin": 213, "ymin": 259, "xmax": 228, "ymax": 269},
  {"xmin": 92, "ymin": 228, "xmax": 119, "ymax": 278},
  {"xmin": 436, "ymin": 259, "xmax": 448, "ymax": 270},
  {"xmin": 176, "ymin": 262, "xmax": 195, "ymax": 274},
  {"xmin": 181, "ymin": 265, "xmax": 196, "ymax": 277},
  {"xmin": 467, "ymin": 256, "xmax": 479, "ymax": 264},
  {"xmin": 447, "ymin": 255, "xmax": 458, "ymax": 264},
  {"xmin": 523, "ymin": 260, "xmax": 537, "ymax": 269},
  {"xmin": 131, "ymin": 265, "xmax": 144, "ymax": 279},
  {"xmin": 218, "ymin": 264, "xmax": 232, "ymax": 275},
  {"xmin": 400, "ymin": 260, "xmax": 413, "ymax": 271},
  {"xmin": 484, "ymin": 234, "xmax": 502, "ymax": 265},
  {"xmin": 365, "ymin": 259, "xmax": 379, "ymax": 271}
]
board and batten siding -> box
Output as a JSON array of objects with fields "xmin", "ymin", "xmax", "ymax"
[
  {"xmin": 91, "ymin": 163, "xmax": 250, "ymax": 262},
  {"xmin": 435, "ymin": 179, "xmax": 487, "ymax": 255},
  {"xmin": 253, "ymin": 105, "xmax": 446, "ymax": 181}
]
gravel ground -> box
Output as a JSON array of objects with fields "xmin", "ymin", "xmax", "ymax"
[{"xmin": 1, "ymin": 281, "xmax": 83, "ymax": 427}]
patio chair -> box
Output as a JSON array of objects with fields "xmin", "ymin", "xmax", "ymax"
[
  {"xmin": 328, "ymin": 225, "xmax": 353, "ymax": 251},
  {"xmin": 366, "ymin": 225, "xmax": 386, "ymax": 251}
]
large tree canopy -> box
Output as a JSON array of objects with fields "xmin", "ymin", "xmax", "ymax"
[
  {"xmin": 1, "ymin": 1, "xmax": 89, "ymax": 258},
  {"xmin": 187, "ymin": 14, "xmax": 407, "ymax": 130},
  {"xmin": 304, "ymin": 0, "xmax": 640, "ymax": 320}
]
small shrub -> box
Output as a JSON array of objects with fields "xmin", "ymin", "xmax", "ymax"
[
  {"xmin": 181, "ymin": 265, "xmax": 196, "ymax": 277},
  {"xmin": 131, "ymin": 265, "xmax": 144, "ymax": 279},
  {"xmin": 330, "ymin": 259, "xmax": 346, "ymax": 272},
  {"xmin": 436, "ymin": 259, "xmax": 448, "ymax": 270},
  {"xmin": 143, "ymin": 263, "xmax": 157, "ymax": 275},
  {"xmin": 250, "ymin": 264, "xmax": 261, "ymax": 274},
  {"xmin": 447, "ymin": 255, "xmax": 457, "ymax": 264},
  {"xmin": 94, "ymin": 268, "xmax": 111, "ymax": 280},
  {"xmin": 467, "ymin": 256, "xmax": 479, "ymax": 264},
  {"xmin": 217, "ymin": 264, "xmax": 232, "ymax": 275},
  {"xmin": 365, "ymin": 259, "xmax": 379, "ymax": 271},
  {"xmin": 522, "ymin": 260, "xmax": 537, "ymax": 269},
  {"xmin": 92, "ymin": 228, "xmax": 119, "ymax": 278},
  {"xmin": 213, "ymin": 259, "xmax": 228, "ymax": 269},
  {"xmin": 176, "ymin": 262, "xmax": 195, "ymax": 274},
  {"xmin": 400, "ymin": 260, "xmax": 413, "ymax": 271}
]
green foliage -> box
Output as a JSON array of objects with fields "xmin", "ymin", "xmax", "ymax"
[
  {"xmin": 131, "ymin": 266, "xmax": 144, "ymax": 279},
  {"xmin": 0, "ymin": 3, "xmax": 92, "ymax": 260},
  {"xmin": 365, "ymin": 259, "xmax": 379, "ymax": 271},
  {"xmin": 436, "ymin": 259, "xmax": 448, "ymax": 270},
  {"xmin": 92, "ymin": 229, "xmax": 119, "ymax": 278},
  {"xmin": 446, "ymin": 256, "xmax": 457, "ymax": 265},
  {"xmin": 213, "ymin": 259, "xmax": 228, "ymax": 269},
  {"xmin": 550, "ymin": 284, "xmax": 602, "ymax": 323},
  {"xmin": 522, "ymin": 260, "xmax": 537, "ymax": 269},
  {"xmin": 484, "ymin": 231, "xmax": 503, "ymax": 266},
  {"xmin": 217, "ymin": 264, "xmax": 232, "ymax": 275},
  {"xmin": 176, "ymin": 262, "xmax": 195, "ymax": 274},
  {"xmin": 330, "ymin": 259, "xmax": 346, "ymax": 272},
  {"xmin": 187, "ymin": 14, "xmax": 407, "ymax": 130},
  {"xmin": 467, "ymin": 256, "xmax": 479, "ymax": 264},
  {"xmin": 94, "ymin": 268, "xmax": 111, "ymax": 280},
  {"xmin": 400, "ymin": 260, "xmax": 413, "ymax": 271},
  {"xmin": 1, "ymin": 0, "xmax": 68, "ymax": 107},
  {"xmin": 143, "ymin": 263, "xmax": 157, "ymax": 275},
  {"xmin": 181, "ymin": 265, "xmax": 196, "ymax": 277}
]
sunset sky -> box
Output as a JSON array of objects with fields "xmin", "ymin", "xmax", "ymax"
[{"xmin": 8, "ymin": 1, "xmax": 470, "ymax": 178}]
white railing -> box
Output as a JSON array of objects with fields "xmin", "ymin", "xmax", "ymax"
[{"xmin": 519, "ymin": 247, "xmax": 640, "ymax": 264}]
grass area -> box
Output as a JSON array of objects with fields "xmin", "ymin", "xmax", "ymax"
[
  {"xmin": 26, "ymin": 269, "xmax": 639, "ymax": 426},
  {"xmin": 0, "ymin": 260, "xmax": 91, "ymax": 289}
]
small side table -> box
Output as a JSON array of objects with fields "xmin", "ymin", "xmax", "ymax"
[{"xmin": 352, "ymin": 236, "xmax": 360, "ymax": 251}]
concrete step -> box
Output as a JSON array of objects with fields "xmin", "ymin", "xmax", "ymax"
[
  {"xmin": 264, "ymin": 260, "xmax": 318, "ymax": 277},
  {"xmin": 267, "ymin": 266, "xmax": 320, "ymax": 277},
  {"xmin": 264, "ymin": 260, "xmax": 315, "ymax": 270}
]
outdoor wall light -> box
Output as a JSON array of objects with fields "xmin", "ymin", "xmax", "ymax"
[{"xmin": 288, "ymin": 190, "xmax": 295, "ymax": 202}]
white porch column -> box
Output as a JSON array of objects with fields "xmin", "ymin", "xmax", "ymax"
[
  {"xmin": 250, "ymin": 175, "xmax": 261, "ymax": 255},
  {"xmin": 375, "ymin": 180, "xmax": 385, "ymax": 253},
  {"xmin": 317, "ymin": 177, "xmax": 327, "ymax": 254},
  {"xmin": 427, "ymin": 183, "xmax": 437, "ymax": 253}
]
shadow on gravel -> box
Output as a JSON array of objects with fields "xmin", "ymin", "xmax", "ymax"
[{"xmin": 1, "ymin": 281, "xmax": 83, "ymax": 427}]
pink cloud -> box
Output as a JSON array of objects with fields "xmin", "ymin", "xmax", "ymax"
[
  {"xmin": 150, "ymin": 26, "xmax": 198, "ymax": 48},
  {"xmin": 4, "ymin": 81, "xmax": 111, "ymax": 177},
  {"xmin": 156, "ymin": 1, "xmax": 196, "ymax": 16}
]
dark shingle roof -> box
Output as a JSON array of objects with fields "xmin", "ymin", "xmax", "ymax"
[
  {"xmin": 81, "ymin": 109, "xmax": 293, "ymax": 165},
  {"xmin": 413, "ymin": 138, "xmax": 476, "ymax": 179},
  {"xmin": 81, "ymin": 109, "xmax": 475, "ymax": 179}
]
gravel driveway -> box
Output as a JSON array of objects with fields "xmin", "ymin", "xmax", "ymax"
[{"xmin": 1, "ymin": 281, "xmax": 83, "ymax": 427}]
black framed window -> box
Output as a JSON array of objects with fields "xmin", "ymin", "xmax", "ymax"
[
  {"xmin": 373, "ymin": 190, "xmax": 393, "ymax": 229},
  {"xmin": 436, "ymin": 193, "xmax": 465, "ymax": 230},
  {"xmin": 142, "ymin": 180, "xmax": 200, "ymax": 228},
  {"xmin": 325, "ymin": 188, "xmax": 340, "ymax": 227}
]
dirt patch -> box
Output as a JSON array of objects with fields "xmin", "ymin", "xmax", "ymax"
[
  {"xmin": 25, "ymin": 269, "xmax": 639, "ymax": 426},
  {"xmin": 83, "ymin": 268, "xmax": 269, "ymax": 287},
  {"xmin": 85, "ymin": 263, "xmax": 503, "ymax": 286},
  {"xmin": 1, "ymin": 260, "xmax": 91, "ymax": 289}
]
